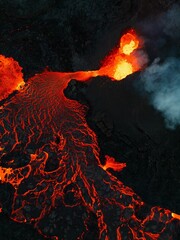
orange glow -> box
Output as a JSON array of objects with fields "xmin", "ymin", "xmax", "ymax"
[
  {"xmin": 172, "ymin": 212, "xmax": 180, "ymax": 220},
  {"xmin": 98, "ymin": 29, "xmax": 143, "ymax": 80},
  {"xmin": 0, "ymin": 167, "xmax": 13, "ymax": 182},
  {"xmin": 101, "ymin": 155, "xmax": 126, "ymax": 172},
  {"xmin": 0, "ymin": 55, "xmax": 24, "ymax": 101},
  {"xmin": 113, "ymin": 61, "xmax": 133, "ymax": 80},
  {"xmin": 0, "ymin": 165, "xmax": 31, "ymax": 188},
  {"xmin": 120, "ymin": 30, "xmax": 139, "ymax": 55}
]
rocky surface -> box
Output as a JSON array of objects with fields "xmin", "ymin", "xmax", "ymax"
[{"xmin": 65, "ymin": 73, "xmax": 180, "ymax": 214}]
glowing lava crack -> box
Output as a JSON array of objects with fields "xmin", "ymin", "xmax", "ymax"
[{"xmin": 0, "ymin": 30, "xmax": 179, "ymax": 239}]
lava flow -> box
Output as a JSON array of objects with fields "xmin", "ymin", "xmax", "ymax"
[
  {"xmin": 0, "ymin": 54, "xmax": 24, "ymax": 101},
  {"xmin": 0, "ymin": 30, "xmax": 179, "ymax": 239}
]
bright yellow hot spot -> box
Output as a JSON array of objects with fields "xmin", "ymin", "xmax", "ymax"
[
  {"xmin": 172, "ymin": 212, "xmax": 180, "ymax": 220},
  {"xmin": 114, "ymin": 61, "xmax": 133, "ymax": 80},
  {"xmin": 122, "ymin": 40, "xmax": 137, "ymax": 55},
  {"xmin": 99, "ymin": 29, "xmax": 141, "ymax": 81},
  {"xmin": 16, "ymin": 81, "xmax": 25, "ymax": 91}
]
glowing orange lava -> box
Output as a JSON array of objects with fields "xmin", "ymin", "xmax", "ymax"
[
  {"xmin": 172, "ymin": 212, "xmax": 180, "ymax": 220},
  {"xmin": 98, "ymin": 29, "xmax": 145, "ymax": 80},
  {"xmin": 0, "ymin": 55, "xmax": 24, "ymax": 101},
  {"xmin": 102, "ymin": 155, "xmax": 126, "ymax": 172},
  {"xmin": 120, "ymin": 30, "xmax": 139, "ymax": 55}
]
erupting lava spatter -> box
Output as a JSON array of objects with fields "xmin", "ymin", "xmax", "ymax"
[
  {"xmin": 99, "ymin": 29, "xmax": 145, "ymax": 80},
  {"xmin": 0, "ymin": 30, "xmax": 179, "ymax": 239},
  {"xmin": 0, "ymin": 55, "xmax": 24, "ymax": 101}
]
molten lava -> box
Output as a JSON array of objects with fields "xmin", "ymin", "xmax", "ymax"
[
  {"xmin": 172, "ymin": 212, "xmax": 180, "ymax": 221},
  {"xmin": 0, "ymin": 55, "xmax": 24, "ymax": 101},
  {"xmin": 120, "ymin": 30, "xmax": 139, "ymax": 55},
  {"xmin": 102, "ymin": 155, "xmax": 126, "ymax": 172},
  {"xmin": 98, "ymin": 29, "xmax": 144, "ymax": 80},
  {"xmin": 0, "ymin": 29, "xmax": 179, "ymax": 239}
]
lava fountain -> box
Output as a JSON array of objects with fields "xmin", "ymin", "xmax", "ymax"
[
  {"xmin": 98, "ymin": 29, "xmax": 147, "ymax": 80},
  {"xmin": 0, "ymin": 30, "xmax": 179, "ymax": 239},
  {"xmin": 0, "ymin": 55, "xmax": 24, "ymax": 102}
]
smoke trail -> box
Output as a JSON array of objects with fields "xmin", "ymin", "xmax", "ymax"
[
  {"xmin": 141, "ymin": 57, "xmax": 180, "ymax": 129},
  {"xmin": 139, "ymin": 4, "xmax": 180, "ymax": 129}
]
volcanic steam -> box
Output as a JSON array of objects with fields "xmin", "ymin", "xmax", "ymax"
[{"xmin": 139, "ymin": 3, "xmax": 180, "ymax": 129}]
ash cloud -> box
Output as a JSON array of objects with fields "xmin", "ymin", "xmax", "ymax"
[{"xmin": 139, "ymin": 4, "xmax": 180, "ymax": 129}]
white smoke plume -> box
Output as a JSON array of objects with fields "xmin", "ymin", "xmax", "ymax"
[
  {"xmin": 141, "ymin": 58, "xmax": 180, "ymax": 129},
  {"xmin": 139, "ymin": 4, "xmax": 180, "ymax": 129}
]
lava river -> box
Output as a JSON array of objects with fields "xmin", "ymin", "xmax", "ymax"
[{"xmin": 0, "ymin": 30, "xmax": 180, "ymax": 239}]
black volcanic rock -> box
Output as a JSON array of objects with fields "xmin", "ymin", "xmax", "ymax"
[
  {"xmin": 65, "ymin": 73, "xmax": 180, "ymax": 213},
  {"xmin": 0, "ymin": 213, "xmax": 44, "ymax": 240},
  {"xmin": 0, "ymin": 0, "xmax": 55, "ymax": 18}
]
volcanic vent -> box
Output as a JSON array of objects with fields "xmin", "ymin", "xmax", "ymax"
[{"xmin": 0, "ymin": 30, "xmax": 179, "ymax": 239}]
